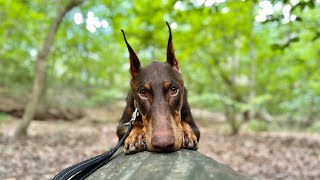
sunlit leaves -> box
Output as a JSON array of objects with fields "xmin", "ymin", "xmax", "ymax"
[{"xmin": 0, "ymin": 0, "xmax": 319, "ymax": 125}]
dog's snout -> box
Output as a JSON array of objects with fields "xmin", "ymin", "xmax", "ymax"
[{"xmin": 151, "ymin": 133, "xmax": 175, "ymax": 151}]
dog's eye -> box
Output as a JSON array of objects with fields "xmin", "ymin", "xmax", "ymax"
[
  {"xmin": 170, "ymin": 85, "xmax": 178, "ymax": 96},
  {"xmin": 139, "ymin": 89, "xmax": 147, "ymax": 99}
]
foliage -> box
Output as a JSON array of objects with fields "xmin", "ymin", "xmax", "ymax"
[{"xmin": 0, "ymin": 0, "xmax": 319, "ymax": 133}]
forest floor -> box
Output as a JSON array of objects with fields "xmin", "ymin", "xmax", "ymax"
[{"xmin": 0, "ymin": 106, "xmax": 319, "ymax": 180}]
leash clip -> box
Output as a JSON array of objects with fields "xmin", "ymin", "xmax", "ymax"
[{"xmin": 124, "ymin": 107, "xmax": 139, "ymax": 126}]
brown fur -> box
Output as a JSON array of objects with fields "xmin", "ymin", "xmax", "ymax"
[{"xmin": 117, "ymin": 23, "xmax": 200, "ymax": 154}]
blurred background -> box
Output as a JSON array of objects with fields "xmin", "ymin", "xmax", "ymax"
[{"xmin": 0, "ymin": 0, "xmax": 319, "ymax": 179}]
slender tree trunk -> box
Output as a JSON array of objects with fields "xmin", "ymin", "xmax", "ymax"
[
  {"xmin": 209, "ymin": 53, "xmax": 243, "ymax": 135},
  {"xmin": 228, "ymin": 39, "xmax": 241, "ymax": 135},
  {"xmin": 248, "ymin": 39, "xmax": 255, "ymax": 121},
  {"xmin": 248, "ymin": 4, "xmax": 256, "ymax": 121},
  {"xmin": 15, "ymin": 0, "xmax": 84, "ymax": 138},
  {"xmin": 226, "ymin": 104, "xmax": 239, "ymax": 135}
]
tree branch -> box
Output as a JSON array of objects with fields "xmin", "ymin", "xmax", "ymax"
[{"xmin": 15, "ymin": 0, "xmax": 84, "ymax": 138}]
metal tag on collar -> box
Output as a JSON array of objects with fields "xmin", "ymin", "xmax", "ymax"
[{"xmin": 124, "ymin": 107, "xmax": 139, "ymax": 126}]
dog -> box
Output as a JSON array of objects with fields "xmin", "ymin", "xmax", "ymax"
[{"xmin": 117, "ymin": 22, "xmax": 200, "ymax": 154}]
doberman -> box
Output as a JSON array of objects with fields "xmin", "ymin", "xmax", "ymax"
[{"xmin": 117, "ymin": 22, "xmax": 200, "ymax": 154}]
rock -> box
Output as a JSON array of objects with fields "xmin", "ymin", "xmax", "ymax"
[{"xmin": 87, "ymin": 149, "xmax": 250, "ymax": 180}]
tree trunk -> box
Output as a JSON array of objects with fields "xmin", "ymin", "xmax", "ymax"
[
  {"xmin": 15, "ymin": 0, "xmax": 84, "ymax": 138},
  {"xmin": 226, "ymin": 104, "xmax": 239, "ymax": 135},
  {"xmin": 209, "ymin": 59, "xmax": 243, "ymax": 135},
  {"xmin": 228, "ymin": 39, "xmax": 241, "ymax": 135},
  {"xmin": 248, "ymin": 3, "xmax": 256, "ymax": 122}
]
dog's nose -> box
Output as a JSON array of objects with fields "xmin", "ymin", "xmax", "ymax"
[{"xmin": 151, "ymin": 134, "xmax": 175, "ymax": 151}]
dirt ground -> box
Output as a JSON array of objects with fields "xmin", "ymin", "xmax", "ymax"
[{"xmin": 0, "ymin": 108, "xmax": 319, "ymax": 180}]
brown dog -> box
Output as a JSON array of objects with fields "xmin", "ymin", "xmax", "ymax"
[{"xmin": 117, "ymin": 22, "xmax": 200, "ymax": 154}]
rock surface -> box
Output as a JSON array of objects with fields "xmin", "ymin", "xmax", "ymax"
[{"xmin": 87, "ymin": 149, "xmax": 250, "ymax": 180}]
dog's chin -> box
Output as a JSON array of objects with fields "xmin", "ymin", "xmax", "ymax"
[
  {"xmin": 145, "ymin": 139, "xmax": 183, "ymax": 153},
  {"xmin": 146, "ymin": 146, "xmax": 181, "ymax": 153},
  {"xmin": 152, "ymin": 148, "xmax": 179, "ymax": 153}
]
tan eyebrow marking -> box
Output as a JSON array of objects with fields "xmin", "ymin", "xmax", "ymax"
[
  {"xmin": 164, "ymin": 81, "xmax": 171, "ymax": 89},
  {"xmin": 144, "ymin": 83, "xmax": 151, "ymax": 91}
]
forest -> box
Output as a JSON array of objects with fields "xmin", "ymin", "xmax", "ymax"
[{"xmin": 0, "ymin": 0, "xmax": 319, "ymax": 179}]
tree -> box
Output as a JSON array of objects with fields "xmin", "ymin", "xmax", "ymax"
[
  {"xmin": 0, "ymin": 0, "xmax": 318, "ymax": 136},
  {"xmin": 15, "ymin": 0, "xmax": 84, "ymax": 138}
]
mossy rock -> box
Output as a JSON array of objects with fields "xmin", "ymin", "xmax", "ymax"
[{"xmin": 87, "ymin": 149, "xmax": 250, "ymax": 180}]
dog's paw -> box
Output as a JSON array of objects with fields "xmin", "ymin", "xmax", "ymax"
[
  {"xmin": 182, "ymin": 130, "xmax": 198, "ymax": 150},
  {"xmin": 124, "ymin": 130, "xmax": 146, "ymax": 154}
]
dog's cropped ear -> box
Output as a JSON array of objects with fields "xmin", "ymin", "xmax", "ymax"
[
  {"xmin": 121, "ymin": 29, "xmax": 141, "ymax": 77},
  {"xmin": 166, "ymin": 22, "xmax": 179, "ymax": 72}
]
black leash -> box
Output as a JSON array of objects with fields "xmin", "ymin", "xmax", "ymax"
[{"xmin": 52, "ymin": 108, "xmax": 139, "ymax": 180}]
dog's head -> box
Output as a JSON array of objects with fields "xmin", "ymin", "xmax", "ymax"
[{"xmin": 122, "ymin": 22, "xmax": 184, "ymax": 152}]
